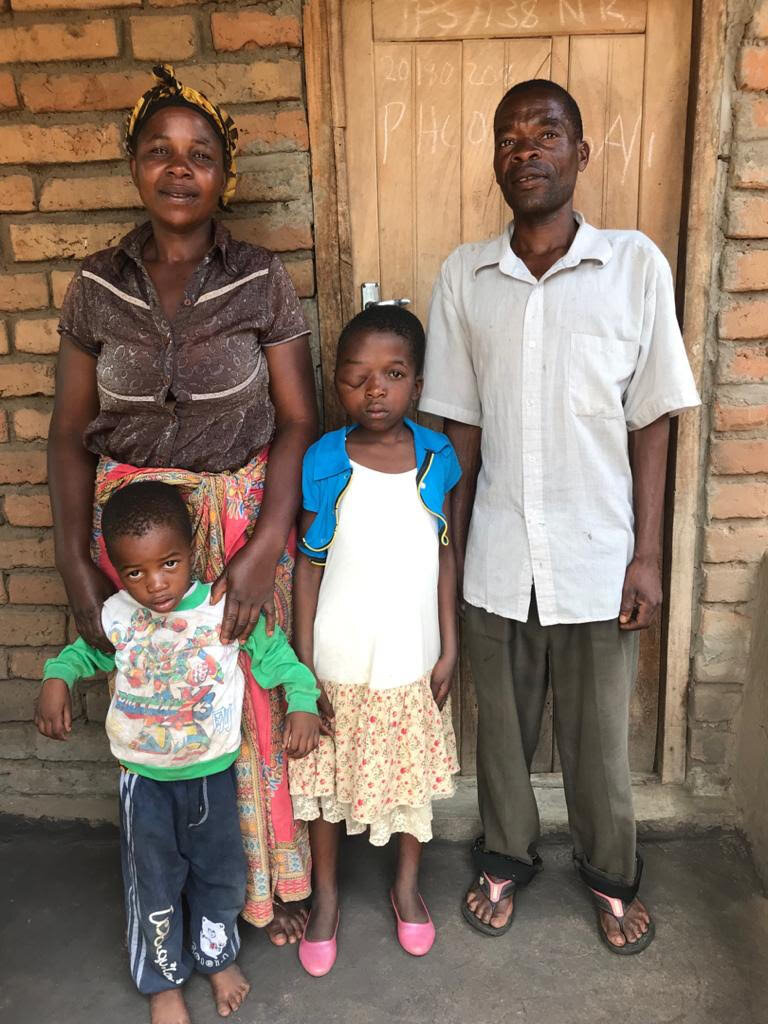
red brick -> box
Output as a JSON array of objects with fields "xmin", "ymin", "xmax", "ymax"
[
  {"xmin": 703, "ymin": 521, "xmax": 766, "ymax": 563},
  {"xmin": 733, "ymin": 141, "xmax": 768, "ymax": 189},
  {"xmin": 130, "ymin": 15, "xmax": 196, "ymax": 60},
  {"xmin": 235, "ymin": 153, "xmax": 310, "ymax": 203},
  {"xmin": 20, "ymin": 70, "xmax": 150, "ymax": 114},
  {"xmin": 228, "ymin": 205, "xmax": 313, "ymax": 253},
  {"xmin": 0, "ymin": 274, "xmax": 48, "ymax": 312},
  {"xmin": 148, "ymin": 0, "xmax": 188, "ymax": 5},
  {"xmin": 0, "ymin": 411, "xmax": 8, "ymax": 444},
  {"xmin": 735, "ymin": 92, "xmax": 768, "ymax": 140},
  {"xmin": 0, "ymin": 322, "xmax": 8, "ymax": 356},
  {"xmin": 0, "ymin": 123, "xmax": 122, "ymax": 165},
  {"xmin": 755, "ymin": 1, "xmax": 768, "ymax": 37},
  {"xmin": 722, "ymin": 247, "xmax": 768, "ymax": 292},
  {"xmin": 9, "ymin": 646, "xmax": 59, "ymax": 678},
  {"xmin": 720, "ymin": 298, "xmax": 768, "ymax": 339},
  {"xmin": 4, "ymin": 492, "xmax": 53, "ymax": 527},
  {"xmin": 739, "ymin": 44, "xmax": 768, "ymax": 90},
  {"xmin": 211, "ymin": 10, "xmax": 301, "ymax": 51},
  {"xmin": 181, "ymin": 61, "xmax": 302, "ymax": 104},
  {"xmin": 12, "ymin": 408, "xmax": 51, "ymax": 442},
  {"xmin": 10, "ymin": 222, "xmax": 133, "ymax": 262},
  {"xmin": 0, "ymin": 607, "xmax": 65, "ymax": 646},
  {"xmin": 714, "ymin": 402, "xmax": 768, "ymax": 430},
  {"xmin": 0, "ymin": 534, "xmax": 55, "ymax": 569},
  {"xmin": 51, "ymin": 271, "xmax": 74, "ymax": 308},
  {"xmin": 0, "ymin": 451, "xmax": 47, "ymax": 485},
  {"xmin": 711, "ymin": 439, "xmax": 768, "ymax": 474},
  {"xmin": 0, "ymin": 175, "xmax": 35, "ymax": 213},
  {"xmin": 727, "ymin": 193, "xmax": 768, "ymax": 239},
  {"xmin": 0, "ymin": 364, "xmax": 55, "ymax": 399},
  {"xmin": 0, "ymin": 72, "xmax": 17, "ymax": 110},
  {"xmin": 8, "ymin": 572, "xmax": 67, "ymax": 605},
  {"xmin": 14, "ymin": 319, "xmax": 59, "ymax": 355},
  {"xmin": 40, "ymin": 175, "xmax": 140, "ymax": 212},
  {"xmin": 0, "ymin": 20, "xmax": 118, "ymax": 63},
  {"xmin": 12, "ymin": 0, "xmax": 139, "ymax": 8},
  {"xmin": 236, "ymin": 108, "xmax": 308, "ymax": 154},
  {"xmin": 709, "ymin": 479, "xmax": 768, "ymax": 519},
  {"xmin": 284, "ymin": 257, "xmax": 314, "ymax": 299},
  {"xmin": 702, "ymin": 563, "xmax": 757, "ymax": 603},
  {"xmin": 718, "ymin": 345, "xmax": 768, "ymax": 383}
]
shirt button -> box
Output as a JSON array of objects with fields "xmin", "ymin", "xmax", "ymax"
[{"xmin": 183, "ymin": 298, "xmax": 192, "ymax": 306}]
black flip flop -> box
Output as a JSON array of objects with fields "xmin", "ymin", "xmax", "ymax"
[
  {"xmin": 589, "ymin": 887, "xmax": 656, "ymax": 955},
  {"xmin": 461, "ymin": 872, "xmax": 516, "ymax": 937}
]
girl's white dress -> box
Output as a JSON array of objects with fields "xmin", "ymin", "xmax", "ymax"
[{"xmin": 289, "ymin": 460, "xmax": 459, "ymax": 844}]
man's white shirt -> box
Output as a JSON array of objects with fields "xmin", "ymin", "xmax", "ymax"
[{"xmin": 420, "ymin": 214, "xmax": 700, "ymax": 626}]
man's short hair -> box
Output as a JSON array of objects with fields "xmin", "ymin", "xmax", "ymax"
[
  {"xmin": 337, "ymin": 304, "xmax": 426, "ymax": 375},
  {"xmin": 101, "ymin": 481, "xmax": 193, "ymax": 556},
  {"xmin": 495, "ymin": 79, "xmax": 583, "ymax": 141}
]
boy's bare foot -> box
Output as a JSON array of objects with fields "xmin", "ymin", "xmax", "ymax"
[
  {"xmin": 149, "ymin": 989, "xmax": 190, "ymax": 1024},
  {"xmin": 264, "ymin": 898, "xmax": 307, "ymax": 945},
  {"xmin": 208, "ymin": 964, "xmax": 250, "ymax": 1017},
  {"xmin": 599, "ymin": 897, "xmax": 651, "ymax": 947}
]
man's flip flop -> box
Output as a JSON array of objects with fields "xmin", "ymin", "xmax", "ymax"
[
  {"xmin": 461, "ymin": 873, "xmax": 516, "ymax": 937},
  {"xmin": 588, "ymin": 887, "xmax": 656, "ymax": 955}
]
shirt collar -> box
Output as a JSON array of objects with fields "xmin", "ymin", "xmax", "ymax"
[
  {"xmin": 111, "ymin": 220, "xmax": 239, "ymax": 276},
  {"xmin": 312, "ymin": 418, "xmax": 440, "ymax": 481},
  {"xmin": 472, "ymin": 211, "xmax": 613, "ymax": 280}
]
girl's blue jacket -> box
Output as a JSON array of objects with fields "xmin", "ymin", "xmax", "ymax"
[{"xmin": 298, "ymin": 418, "xmax": 462, "ymax": 565}]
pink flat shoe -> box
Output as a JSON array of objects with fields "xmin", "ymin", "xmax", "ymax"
[
  {"xmin": 390, "ymin": 890, "xmax": 435, "ymax": 956},
  {"xmin": 298, "ymin": 911, "xmax": 339, "ymax": 977}
]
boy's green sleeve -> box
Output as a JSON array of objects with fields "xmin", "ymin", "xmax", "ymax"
[
  {"xmin": 42, "ymin": 637, "xmax": 116, "ymax": 690},
  {"xmin": 242, "ymin": 620, "xmax": 319, "ymax": 715}
]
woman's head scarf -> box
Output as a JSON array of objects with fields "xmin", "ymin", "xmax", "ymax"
[{"xmin": 125, "ymin": 64, "xmax": 238, "ymax": 209}]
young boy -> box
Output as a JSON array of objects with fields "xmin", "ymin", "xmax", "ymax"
[{"xmin": 36, "ymin": 481, "xmax": 320, "ymax": 1024}]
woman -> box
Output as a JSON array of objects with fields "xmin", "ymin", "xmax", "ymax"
[{"xmin": 48, "ymin": 66, "xmax": 318, "ymax": 947}]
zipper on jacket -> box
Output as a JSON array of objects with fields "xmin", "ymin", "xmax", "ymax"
[
  {"xmin": 300, "ymin": 470, "xmax": 353, "ymax": 554},
  {"xmin": 416, "ymin": 451, "xmax": 449, "ymax": 545}
]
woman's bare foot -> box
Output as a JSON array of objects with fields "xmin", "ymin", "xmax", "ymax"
[
  {"xmin": 464, "ymin": 876, "xmax": 515, "ymax": 929},
  {"xmin": 208, "ymin": 964, "xmax": 250, "ymax": 1018},
  {"xmin": 599, "ymin": 897, "xmax": 651, "ymax": 948},
  {"xmin": 264, "ymin": 899, "xmax": 308, "ymax": 945},
  {"xmin": 149, "ymin": 989, "xmax": 190, "ymax": 1024}
]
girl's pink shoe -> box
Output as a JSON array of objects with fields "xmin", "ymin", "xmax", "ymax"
[
  {"xmin": 390, "ymin": 890, "xmax": 435, "ymax": 956},
  {"xmin": 298, "ymin": 911, "xmax": 339, "ymax": 977}
]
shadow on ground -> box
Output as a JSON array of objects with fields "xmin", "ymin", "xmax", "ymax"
[{"xmin": 0, "ymin": 818, "xmax": 766, "ymax": 1024}]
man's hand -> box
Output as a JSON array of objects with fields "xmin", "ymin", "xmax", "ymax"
[
  {"xmin": 619, "ymin": 555, "xmax": 662, "ymax": 630},
  {"xmin": 430, "ymin": 654, "xmax": 457, "ymax": 709},
  {"xmin": 35, "ymin": 678, "xmax": 72, "ymax": 740},
  {"xmin": 284, "ymin": 711, "xmax": 320, "ymax": 759}
]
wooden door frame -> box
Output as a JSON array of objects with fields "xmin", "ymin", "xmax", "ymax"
[{"xmin": 304, "ymin": 0, "xmax": 725, "ymax": 784}]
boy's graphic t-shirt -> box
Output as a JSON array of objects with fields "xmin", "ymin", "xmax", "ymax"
[{"xmin": 43, "ymin": 581, "xmax": 318, "ymax": 781}]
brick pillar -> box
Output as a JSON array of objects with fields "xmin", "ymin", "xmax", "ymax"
[{"xmin": 0, "ymin": 0, "xmax": 315, "ymax": 820}]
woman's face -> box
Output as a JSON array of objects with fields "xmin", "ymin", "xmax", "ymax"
[{"xmin": 130, "ymin": 105, "xmax": 226, "ymax": 232}]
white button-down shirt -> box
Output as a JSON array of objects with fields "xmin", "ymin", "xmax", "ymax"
[{"xmin": 420, "ymin": 215, "xmax": 700, "ymax": 626}]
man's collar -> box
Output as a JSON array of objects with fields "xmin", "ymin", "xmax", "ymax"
[
  {"xmin": 111, "ymin": 219, "xmax": 239, "ymax": 275},
  {"xmin": 472, "ymin": 211, "xmax": 613, "ymax": 279}
]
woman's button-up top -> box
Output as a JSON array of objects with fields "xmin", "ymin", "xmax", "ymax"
[{"xmin": 58, "ymin": 221, "xmax": 310, "ymax": 474}]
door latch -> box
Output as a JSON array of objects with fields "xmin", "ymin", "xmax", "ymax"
[{"xmin": 361, "ymin": 282, "xmax": 411, "ymax": 310}]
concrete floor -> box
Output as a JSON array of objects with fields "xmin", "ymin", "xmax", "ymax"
[{"xmin": 1, "ymin": 818, "xmax": 766, "ymax": 1024}]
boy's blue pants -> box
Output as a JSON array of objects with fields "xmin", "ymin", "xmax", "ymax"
[{"xmin": 118, "ymin": 765, "xmax": 246, "ymax": 995}]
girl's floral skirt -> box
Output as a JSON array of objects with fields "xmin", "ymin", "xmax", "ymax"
[{"xmin": 289, "ymin": 675, "xmax": 459, "ymax": 846}]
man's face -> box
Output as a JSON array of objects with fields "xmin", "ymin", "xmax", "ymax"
[{"xmin": 493, "ymin": 90, "xmax": 589, "ymax": 216}]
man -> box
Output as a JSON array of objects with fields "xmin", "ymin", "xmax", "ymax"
[{"xmin": 420, "ymin": 79, "xmax": 699, "ymax": 953}]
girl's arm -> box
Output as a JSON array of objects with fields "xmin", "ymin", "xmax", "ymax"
[
  {"xmin": 48, "ymin": 338, "xmax": 116, "ymax": 652},
  {"xmin": 214, "ymin": 336, "xmax": 318, "ymax": 644},
  {"xmin": 431, "ymin": 498, "xmax": 458, "ymax": 709},
  {"xmin": 294, "ymin": 509, "xmax": 334, "ymax": 730}
]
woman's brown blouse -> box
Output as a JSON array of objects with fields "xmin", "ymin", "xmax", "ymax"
[{"xmin": 59, "ymin": 221, "xmax": 310, "ymax": 473}]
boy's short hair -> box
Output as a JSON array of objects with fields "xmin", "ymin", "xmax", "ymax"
[
  {"xmin": 337, "ymin": 305, "xmax": 426, "ymax": 375},
  {"xmin": 495, "ymin": 78, "xmax": 583, "ymax": 141},
  {"xmin": 101, "ymin": 481, "xmax": 193, "ymax": 556}
]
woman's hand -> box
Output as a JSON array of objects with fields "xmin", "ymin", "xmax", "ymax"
[
  {"xmin": 211, "ymin": 539, "xmax": 279, "ymax": 644},
  {"xmin": 430, "ymin": 654, "xmax": 457, "ymax": 710},
  {"xmin": 35, "ymin": 678, "xmax": 73, "ymax": 740},
  {"xmin": 61, "ymin": 559, "xmax": 116, "ymax": 653}
]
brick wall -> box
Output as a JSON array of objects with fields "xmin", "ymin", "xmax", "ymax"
[
  {"xmin": 689, "ymin": 1, "xmax": 768, "ymax": 794},
  {"xmin": 0, "ymin": 0, "xmax": 315, "ymax": 820}
]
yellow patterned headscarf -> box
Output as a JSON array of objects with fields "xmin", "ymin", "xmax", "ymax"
[{"xmin": 126, "ymin": 64, "xmax": 238, "ymax": 209}]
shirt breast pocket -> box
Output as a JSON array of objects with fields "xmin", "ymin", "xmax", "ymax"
[{"xmin": 568, "ymin": 333, "xmax": 640, "ymax": 419}]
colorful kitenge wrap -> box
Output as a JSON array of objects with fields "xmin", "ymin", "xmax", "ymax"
[
  {"xmin": 93, "ymin": 447, "xmax": 311, "ymax": 927},
  {"xmin": 125, "ymin": 63, "xmax": 238, "ymax": 209}
]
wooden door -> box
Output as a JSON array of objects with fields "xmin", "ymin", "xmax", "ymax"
[{"xmin": 338, "ymin": 0, "xmax": 693, "ymax": 774}]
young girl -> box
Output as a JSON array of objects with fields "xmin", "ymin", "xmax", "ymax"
[{"xmin": 289, "ymin": 305, "xmax": 461, "ymax": 976}]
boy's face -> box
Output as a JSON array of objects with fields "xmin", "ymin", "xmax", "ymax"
[{"xmin": 108, "ymin": 525, "xmax": 194, "ymax": 614}]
